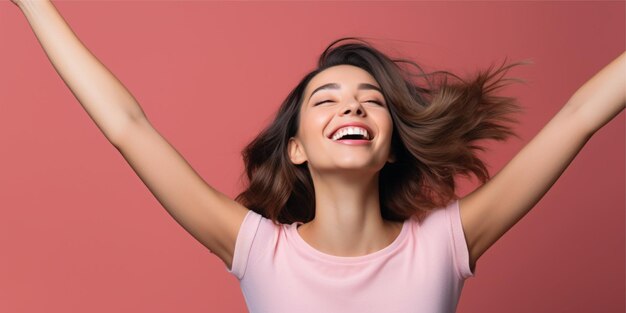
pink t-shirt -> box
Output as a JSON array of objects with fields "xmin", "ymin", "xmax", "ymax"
[{"xmin": 226, "ymin": 199, "xmax": 476, "ymax": 313}]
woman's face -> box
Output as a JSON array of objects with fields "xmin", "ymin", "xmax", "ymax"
[{"xmin": 288, "ymin": 64, "xmax": 395, "ymax": 175}]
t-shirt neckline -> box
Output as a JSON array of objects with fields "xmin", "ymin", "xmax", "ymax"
[{"xmin": 288, "ymin": 218, "xmax": 410, "ymax": 264}]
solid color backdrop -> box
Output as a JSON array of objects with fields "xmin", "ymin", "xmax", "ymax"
[{"xmin": 0, "ymin": 1, "xmax": 624, "ymax": 312}]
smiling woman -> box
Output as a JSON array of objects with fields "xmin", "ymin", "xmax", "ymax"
[
  {"xmin": 235, "ymin": 37, "xmax": 531, "ymax": 225},
  {"xmin": 225, "ymin": 37, "xmax": 536, "ymax": 312},
  {"xmin": 8, "ymin": 0, "xmax": 623, "ymax": 311},
  {"xmin": 225, "ymin": 36, "xmax": 624, "ymax": 312}
]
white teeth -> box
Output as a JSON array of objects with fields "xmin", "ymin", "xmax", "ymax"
[{"xmin": 331, "ymin": 126, "xmax": 370, "ymax": 141}]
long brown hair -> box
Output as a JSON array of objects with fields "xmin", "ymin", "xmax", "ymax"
[{"xmin": 235, "ymin": 36, "xmax": 531, "ymax": 225}]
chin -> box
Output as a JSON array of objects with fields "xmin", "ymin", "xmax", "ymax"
[{"xmin": 333, "ymin": 161, "xmax": 385, "ymax": 173}]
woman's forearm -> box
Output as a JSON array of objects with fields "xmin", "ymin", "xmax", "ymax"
[
  {"xmin": 567, "ymin": 51, "xmax": 626, "ymax": 135},
  {"xmin": 18, "ymin": 0, "xmax": 147, "ymax": 143}
]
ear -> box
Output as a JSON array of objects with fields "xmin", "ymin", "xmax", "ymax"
[{"xmin": 288, "ymin": 137, "xmax": 308, "ymax": 165}]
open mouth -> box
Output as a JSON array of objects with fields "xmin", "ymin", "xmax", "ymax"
[
  {"xmin": 329, "ymin": 127, "xmax": 373, "ymax": 141},
  {"xmin": 332, "ymin": 133, "xmax": 370, "ymax": 141}
]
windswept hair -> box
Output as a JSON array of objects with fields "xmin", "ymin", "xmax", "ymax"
[{"xmin": 235, "ymin": 36, "xmax": 531, "ymax": 225}]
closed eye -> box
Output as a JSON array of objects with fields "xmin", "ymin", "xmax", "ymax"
[
  {"xmin": 314, "ymin": 100, "xmax": 333, "ymax": 106},
  {"xmin": 314, "ymin": 100, "xmax": 384, "ymax": 106}
]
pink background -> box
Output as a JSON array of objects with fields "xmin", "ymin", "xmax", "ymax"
[{"xmin": 1, "ymin": 1, "xmax": 624, "ymax": 312}]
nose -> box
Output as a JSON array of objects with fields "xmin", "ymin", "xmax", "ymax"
[{"xmin": 339, "ymin": 99, "xmax": 366, "ymax": 117}]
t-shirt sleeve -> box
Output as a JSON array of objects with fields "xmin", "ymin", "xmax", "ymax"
[
  {"xmin": 226, "ymin": 209, "xmax": 262, "ymax": 280},
  {"xmin": 446, "ymin": 199, "xmax": 477, "ymax": 280}
]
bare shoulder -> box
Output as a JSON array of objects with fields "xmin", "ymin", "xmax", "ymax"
[
  {"xmin": 214, "ymin": 201, "xmax": 250, "ymax": 271},
  {"xmin": 112, "ymin": 118, "xmax": 251, "ymax": 271}
]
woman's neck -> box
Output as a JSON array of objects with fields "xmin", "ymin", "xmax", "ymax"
[{"xmin": 297, "ymin": 170, "xmax": 403, "ymax": 257}]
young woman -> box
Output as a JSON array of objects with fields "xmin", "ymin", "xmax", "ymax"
[{"xmin": 11, "ymin": 0, "xmax": 625, "ymax": 312}]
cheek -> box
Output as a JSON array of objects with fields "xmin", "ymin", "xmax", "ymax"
[
  {"xmin": 302, "ymin": 115, "xmax": 328, "ymax": 135},
  {"xmin": 386, "ymin": 115, "xmax": 394, "ymax": 129},
  {"xmin": 298, "ymin": 114, "xmax": 328, "ymax": 145},
  {"xmin": 377, "ymin": 112, "xmax": 394, "ymax": 133}
]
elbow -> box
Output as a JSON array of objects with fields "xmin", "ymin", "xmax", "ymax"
[
  {"xmin": 107, "ymin": 115, "xmax": 149, "ymax": 148},
  {"xmin": 560, "ymin": 99, "xmax": 598, "ymax": 138}
]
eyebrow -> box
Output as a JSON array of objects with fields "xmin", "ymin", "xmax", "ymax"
[{"xmin": 307, "ymin": 83, "xmax": 383, "ymax": 102}]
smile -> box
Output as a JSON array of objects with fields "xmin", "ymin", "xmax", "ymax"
[{"xmin": 331, "ymin": 126, "xmax": 370, "ymax": 141}]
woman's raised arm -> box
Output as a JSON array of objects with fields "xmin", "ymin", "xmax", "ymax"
[
  {"xmin": 15, "ymin": 0, "xmax": 144, "ymax": 143},
  {"xmin": 458, "ymin": 51, "xmax": 625, "ymax": 271},
  {"xmin": 13, "ymin": 0, "xmax": 251, "ymax": 270}
]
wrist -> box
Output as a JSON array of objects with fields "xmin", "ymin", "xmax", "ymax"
[{"xmin": 17, "ymin": 0, "xmax": 52, "ymax": 13}]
